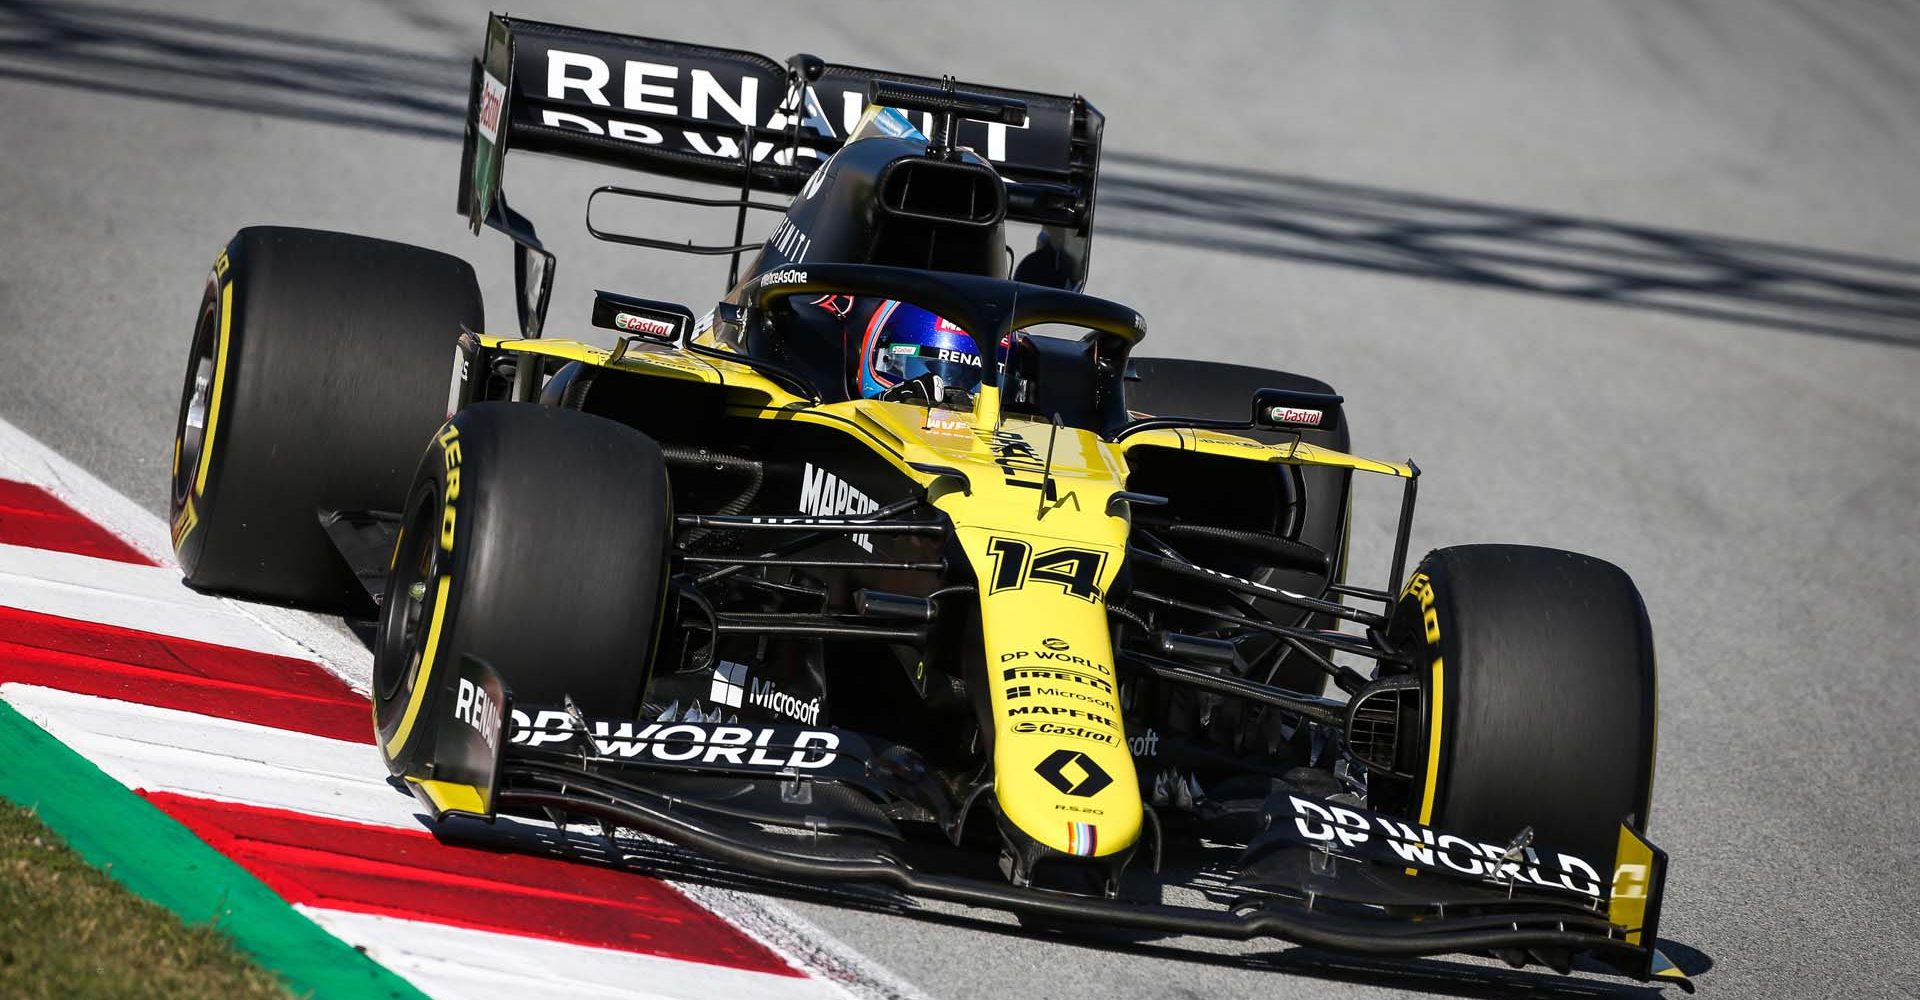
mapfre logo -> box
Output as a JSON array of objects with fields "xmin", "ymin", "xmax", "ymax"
[{"xmin": 799, "ymin": 463, "xmax": 878, "ymax": 551}]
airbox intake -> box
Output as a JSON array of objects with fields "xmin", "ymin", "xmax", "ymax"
[{"xmin": 877, "ymin": 158, "xmax": 1007, "ymax": 227}]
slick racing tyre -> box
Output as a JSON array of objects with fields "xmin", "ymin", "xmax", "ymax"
[
  {"xmin": 169, "ymin": 226, "xmax": 482, "ymax": 611},
  {"xmin": 373, "ymin": 403, "xmax": 673, "ymax": 771},
  {"xmin": 1125, "ymin": 358, "xmax": 1352, "ymax": 696},
  {"xmin": 1391, "ymin": 544, "xmax": 1658, "ymax": 871}
]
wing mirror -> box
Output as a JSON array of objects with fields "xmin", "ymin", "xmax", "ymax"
[
  {"xmin": 594, "ymin": 290, "xmax": 693, "ymax": 361},
  {"xmin": 1252, "ymin": 387, "xmax": 1344, "ymax": 434}
]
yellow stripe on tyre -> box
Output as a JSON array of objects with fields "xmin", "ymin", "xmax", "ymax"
[
  {"xmin": 1418, "ymin": 655, "xmax": 1444, "ymax": 825},
  {"xmin": 384, "ymin": 575, "xmax": 452, "ymax": 757},
  {"xmin": 191, "ymin": 281, "xmax": 234, "ymax": 498}
]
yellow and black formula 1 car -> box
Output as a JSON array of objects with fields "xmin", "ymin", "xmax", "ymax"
[{"xmin": 167, "ymin": 14, "xmax": 1688, "ymax": 990}]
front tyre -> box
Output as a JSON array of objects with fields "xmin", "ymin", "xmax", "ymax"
[
  {"xmin": 373, "ymin": 403, "xmax": 673, "ymax": 772},
  {"xmin": 1392, "ymin": 544, "xmax": 1658, "ymax": 871}
]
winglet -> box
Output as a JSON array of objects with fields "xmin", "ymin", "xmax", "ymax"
[{"xmin": 1650, "ymin": 948, "xmax": 1695, "ymax": 993}]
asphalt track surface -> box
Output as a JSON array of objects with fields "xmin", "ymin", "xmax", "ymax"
[{"xmin": 2, "ymin": 1, "xmax": 1917, "ymax": 997}]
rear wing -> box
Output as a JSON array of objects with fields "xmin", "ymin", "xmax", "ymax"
[{"xmin": 458, "ymin": 15, "xmax": 1103, "ymax": 242}]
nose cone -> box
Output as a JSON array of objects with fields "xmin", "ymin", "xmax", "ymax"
[
  {"xmin": 925, "ymin": 415, "xmax": 1145, "ymax": 861},
  {"xmin": 964, "ymin": 530, "xmax": 1143, "ymax": 859}
]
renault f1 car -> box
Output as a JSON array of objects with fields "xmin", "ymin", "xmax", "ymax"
[{"xmin": 167, "ymin": 14, "xmax": 1689, "ymax": 990}]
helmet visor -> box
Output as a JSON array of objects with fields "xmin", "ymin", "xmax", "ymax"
[{"xmin": 872, "ymin": 341, "xmax": 984, "ymax": 391}]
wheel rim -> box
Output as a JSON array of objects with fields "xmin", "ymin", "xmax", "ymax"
[
  {"xmin": 171, "ymin": 298, "xmax": 219, "ymax": 510},
  {"xmin": 375, "ymin": 486, "xmax": 443, "ymax": 729}
]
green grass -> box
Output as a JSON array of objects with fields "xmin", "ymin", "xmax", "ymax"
[{"xmin": 0, "ymin": 798, "xmax": 291, "ymax": 1000}]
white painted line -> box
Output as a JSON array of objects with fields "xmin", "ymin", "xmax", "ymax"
[
  {"xmin": 15, "ymin": 670, "xmax": 860, "ymax": 997},
  {"xmin": 1, "ymin": 683, "xmax": 418, "ymax": 824},
  {"xmin": 6, "ymin": 682, "xmax": 925, "ymax": 1000},
  {"xmin": 0, "ymin": 418, "xmax": 174, "ymax": 565},
  {"xmin": 0, "ymin": 415, "xmax": 927, "ymax": 1000},
  {"xmin": 300, "ymin": 908, "xmax": 851, "ymax": 1000},
  {"xmin": 233, "ymin": 601, "xmax": 375, "ymax": 694},
  {"xmin": 666, "ymin": 875, "xmax": 928, "ymax": 1000},
  {"xmin": 0, "ymin": 542, "xmax": 312, "ymax": 658},
  {"xmin": 4, "ymin": 683, "xmax": 925, "ymax": 1000},
  {"xmin": 0, "ymin": 417, "xmax": 375, "ymax": 691}
]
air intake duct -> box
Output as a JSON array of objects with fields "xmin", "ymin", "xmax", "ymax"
[{"xmin": 876, "ymin": 158, "xmax": 1007, "ymax": 228}]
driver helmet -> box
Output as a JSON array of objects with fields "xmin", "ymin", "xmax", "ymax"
[{"xmin": 855, "ymin": 300, "xmax": 984, "ymax": 400}]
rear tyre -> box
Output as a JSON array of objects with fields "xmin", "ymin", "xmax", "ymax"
[
  {"xmin": 1125, "ymin": 358, "xmax": 1352, "ymax": 696},
  {"xmin": 373, "ymin": 403, "xmax": 672, "ymax": 770},
  {"xmin": 1392, "ymin": 544, "xmax": 1657, "ymax": 870},
  {"xmin": 169, "ymin": 226, "xmax": 482, "ymax": 611}
]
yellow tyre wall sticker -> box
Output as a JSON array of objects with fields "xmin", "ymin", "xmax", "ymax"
[
  {"xmin": 383, "ymin": 422, "xmax": 462, "ymax": 759},
  {"xmin": 169, "ymin": 252, "xmax": 233, "ymax": 552}
]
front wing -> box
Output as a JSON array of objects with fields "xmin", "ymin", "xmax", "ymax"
[{"xmin": 397, "ymin": 654, "xmax": 1692, "ymax": 990}]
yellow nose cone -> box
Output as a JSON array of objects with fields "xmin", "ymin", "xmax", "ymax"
[{"xmin": 964, "ymin": 528, "xmax": 1142, "ymax": 858}]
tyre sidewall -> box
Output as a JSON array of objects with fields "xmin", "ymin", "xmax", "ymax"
[
  {"xmin": 1395, "ymin": 545, "xmax": 1657, "ymax": 871},
  {"xmin": 374, "ymin": 403, "xmax": 671, "ymax": 767},
  {"xmin": 169, "ymin": 257, "xmax": 233, "ymax": 575},
  {"xmin": 170, "ymin": 227, "xmax": 482, "ymax": 611}
]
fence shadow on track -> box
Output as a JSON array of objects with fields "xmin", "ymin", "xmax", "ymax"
[
  {"xmin": 6, "ymin": 0, "xmax": 1917, "ymax": 350},
  {"xmin": 0, "ymin": 0, "xmax": 467, "ymax": 141},
  {"xmin": 1100, "ymin": 150, "xmax": 1920, "ymax": 350}
]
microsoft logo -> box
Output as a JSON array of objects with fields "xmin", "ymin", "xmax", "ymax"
[{"xmin": 710, "ymin": 661, "xmax": 747, "ymax": 708}]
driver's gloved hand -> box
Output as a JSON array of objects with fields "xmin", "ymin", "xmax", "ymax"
[{"xmin": 878, "ymin": 373, "xmax": 942, "ymax": 405}]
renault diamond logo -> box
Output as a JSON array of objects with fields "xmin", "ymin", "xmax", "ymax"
[{"xmin": 1035, "ymin": 749, "xmax": 1112, "ymax": 797}]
